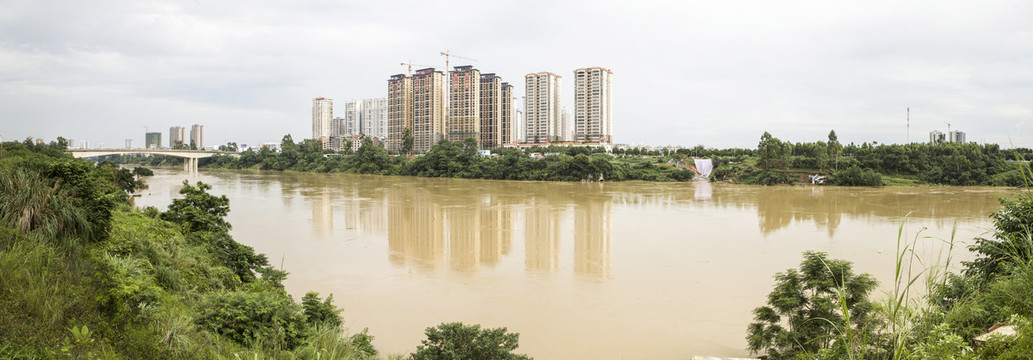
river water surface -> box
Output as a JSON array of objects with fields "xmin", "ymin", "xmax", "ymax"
[{"xmin": 135, "ymin": 168, "xmax": 1013, "ymax": 359}]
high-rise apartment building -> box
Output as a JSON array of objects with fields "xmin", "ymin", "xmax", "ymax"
[
  {"xmin": 478, "ymin": 73, "xmax": 504, "ymax": 149},
  {"xmin": 525, "ymin": 72, "xmax": 562, "ymax": 143},
  {"xmin": 560, "ymin": 108, "xmax": 572, "ymax": 142},
  {"xmin": 387, "ymin": 74, "xmax": 413, "ymax": 152},
  {"xmin": 312, "ymin": 97, "xmax": 333, "ymax": 140},
  {"xmin": 344, "ymin": 100, "xmax": 362, "ymax": 136},
  {"xmin": 125, "ymin": 139, "xmax": 133, "ymax": 149},
  {"xmin": 190, "ymin": 124, "xmax": 204, "ymax": 149},
  {"xmin": 949, "ymin": 130, "xmax": 966, "ymax": 143},
  {"xmin": 362, "ymin": 98, "xmax": 388, "ymax": 139},
  {"xmin": 170, "ymin": 126, "xmax": 186, "ymax": 148},
  {"xmin": 929, "ymin": 130, "xmax": 945, "ymax": 144},
  {"xmin": 145, "ymin": 132, "xmax": 162, "ymax": 149},
  {"xmin": 411, "ymin": 68, "xmax": 446, "ymax": 152},
  {"xmin": 448, "ymin": 66, "xmax": 481, "ymax": 143},
  {"xmin": 515, "ymin": 108, "xmax": 525, "ymax": 143},
  {"xmin": 574, "ymin": 67, "xmax": 613, "ymax": 144},
  {"xmin": 500, "ymin": 83, "xmax": 514, "ymax": 145},
  {"xmin": 332, "ymin": 116, "xmax": 346, "ymax": 139}
]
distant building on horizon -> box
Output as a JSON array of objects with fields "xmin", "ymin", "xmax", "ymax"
[
  {"xmin": 560, "ymin": 108, "xmax": 572, "ymax": 142},
  {"xmin": 170, "ymin": 126, "xmax": 186, "ymax": 148},
  {"xmin": 190, "ymin": 124, "xmax": 204, "ymax": 149},
  {"xmin": 145, "ymin": 132, "xmax": 162, "ymax": 149},
  {"xmin": 525, "ymin": 72, "xmax": 562, "ymax": 143},
  {"xmin": 501, "ymin": 83, "xmax": 514, "ymax": 145},
  {"xmin": 448, "ymin": 65, "xmax": 481, "ymax": 143},
  {"xmin": 125, "ymin": 138, "xmax": 133, "ymax": 149},
  {"xmin": 362, "ymin": 98, "xmax": 388, "ymax": 139},
  {"xmin": 929, "ymin": 130, "xmax": 945, "ymax": 144},
  {"xmin": 312, "ymin": 97, "xmax": 333, "ymax": 144},
  {"xmin": 574, "ymin": 67, "xmax": 613, "ymax": 144},
  {"xmin": 949, "ymin": 130, "xmax": 966, "ymax": 143},
  {"xmin": 387, "ymin": 74, "xmax": 413, "ymax": 152}
]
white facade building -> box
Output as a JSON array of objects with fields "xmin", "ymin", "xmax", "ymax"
[
  {"xmin": 949, "ymin": 130, "xmax": 966, "ymax": 143},
  {"xmin": 362, "ymin": 98, "xmax": 388, "ymax": 139},
  {"xmin": 524, "ymin": 72, "xmax": 562, "ymax": 143},
  {"xmin": 312, "ymin": 97, "xmax": 333, "ymax": 140},
  {"xmin": 929, "ymin": 130, "xmax": 945, "ymax": 144},
  {"xmin": 574, "ymin": 67, "xmax": 613, "ymax": 144}
]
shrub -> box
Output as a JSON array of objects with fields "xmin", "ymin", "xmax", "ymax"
[
  {"xmin": 411, "ymin": 322, "xmax": 531, "ymax": 360},
  {"xmin": 829, "ymin": 166, "xmax": 883, "ymax": 186},
  {"xmin": 195, "ymin": 290, "xmax": 309, "ymax": 350},
  {"xmin": 746, "ymin": 252, "xmax": 880, "ymax": 359},
  {"xmin": 301, "ymin": 292, "xmax": 342, "ymax": 328}
]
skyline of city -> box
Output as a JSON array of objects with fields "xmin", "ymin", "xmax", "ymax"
[{"xmin": 4, "ymin": 2, "xmax": 1029, "ymax": 150}]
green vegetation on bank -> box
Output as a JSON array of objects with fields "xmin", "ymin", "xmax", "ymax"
[
  {"xmin": 747, "ymin": 187, "xmax": 1033, "ymax": 359},
  {"xmin": 108, "ymin": 135, "xmax": 696, "ymax": 182},
  {"xmin": 101, "ymin": 130, "xmax": 1030, "ymax": 186},
  {"xmin": 0, "ymin": 139, "xmax": 535, "ymax": 359},
  {"xmin": 0, "ymin": 140, "xmax": 373, "ymax": 358},
  {"xmin": 712, "ymin": 130, "xmax": 1028, "ymax": 186}
]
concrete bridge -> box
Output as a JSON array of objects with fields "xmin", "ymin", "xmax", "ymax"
[{"xmin": 67, "ymin": 148, "xmax": 239, "ymax": 172}]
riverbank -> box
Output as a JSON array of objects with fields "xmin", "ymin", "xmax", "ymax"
[{"xmin": 101, "ymin": 132, "xmax": 1030, "ymax": 187}]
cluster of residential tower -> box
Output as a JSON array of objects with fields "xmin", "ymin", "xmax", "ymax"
[{"xmin": 311, "ymin": 65, "xmax": 614, "ymax": 153}]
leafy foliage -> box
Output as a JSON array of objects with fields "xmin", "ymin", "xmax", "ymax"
[
  {"xmin": 301, "ymin": 292, "xmax": 343, "ymax": 328},
  {"xmin": 747, "ymin": 251, "xmax": 880, "ymax": 359},
  {"xmin": 411, "ymin": 322, "xmax": 531, "ymax": 360},
  {"xmin": 195, "ymin": 289, "xmax": 309, "ymax": 350},
  {"xmin": 829, "ymin": 166, "xmax": 883, "ymax": 186}
]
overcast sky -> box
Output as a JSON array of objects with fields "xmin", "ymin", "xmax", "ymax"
[{"xmin": 2, "ymin": 0, "xmax": 1031, "ymax": 149}]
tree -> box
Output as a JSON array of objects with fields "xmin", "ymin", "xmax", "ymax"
[
  {"xmin": 757, "ymin": 132, "xmax": 792, "ymax": 171},
  {"xmin": 301, "ymin": 292, "xmax": 342, "ymax": 328},
  {"xmin": 747, "ymin": 251, "xmax": 880, "ymax": 359},
  {"xmin": 189, "ymin": 139, "xmax": 197, "ymax": 150},
  {"xmin": 410, "ymin": 322, "xmax": 531, "ymax": 360},
  {"xmin": 161, "ymin": 181, "xmax": 231, "ymax": 233},
  {"xmin": 827, "ymin": 130, "xmax": 842, "ymax": 171},
  {"xmin": 402, "ymin": 127, "xmax": 415, "ymax": 155}
]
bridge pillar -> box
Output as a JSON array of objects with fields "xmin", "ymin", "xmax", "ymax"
[{"xmin": 183, "ymin": 157, "xmax": 199, "ymax": 173}]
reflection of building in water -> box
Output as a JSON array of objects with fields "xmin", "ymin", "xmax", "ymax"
[
  {"xmin": 448, "ymin": 205, "xmax": 482, "ymax": 271},
  {"xmin": 574, "ymin": 195, "xmax": 612, "ymax": 276},
  {"xmin": 479, "ymin": 197, "xmax": 513, "ymax": 266},
  {"xmin": 339, "ymin": 184, "xmax": 388, "ymax": 234},
  {"xmin": 312, "ymin": 188, "xmax": 333, "ymax": 235},
  {"xmin": 525, "ymin": 198, "xmax": 562, "ymax": 272},
  {"xmin": 387, "ymin": 186, "xmax": 446, "ymax": 269}
]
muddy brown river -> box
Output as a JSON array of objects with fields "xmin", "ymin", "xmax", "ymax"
[{"xmin": 134, "ymin": 168, "xmax": 1013, "ymax": 359}]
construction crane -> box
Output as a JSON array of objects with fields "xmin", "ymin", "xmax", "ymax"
[
  {"xmin": 400, "ymin": 60, "xmax": 435, "ymax": 76},
  {"xmin": 440, "ymin": 50, "xmax": 477, "ymax": 72}
]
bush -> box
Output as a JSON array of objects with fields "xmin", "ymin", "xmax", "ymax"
[
  {"xmin": 829, "ymin": 166, "xmax": 883, "ymax": 186},
  {"xmin": 301, "ymin": 292, "xmax": 342, "ymax": 328},
  {"xmin": 411, "ymin": 322, "xmax": 531, "ymax": 360},
  {"xmin": 746, "ymin": 252, "xmax": 880, "ymax": 359},
  {"xmin": 195, "ymin": 290, "xmax": 309, "ymax": 350}
]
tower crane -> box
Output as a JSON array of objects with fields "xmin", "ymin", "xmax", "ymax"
[
  {"xmin": 400, "ymin": 60, "xmax": 435, "ymax": 76},
  {"xmin": 440, "ymin": 50, "xmax": 477, "ymax": 72}
]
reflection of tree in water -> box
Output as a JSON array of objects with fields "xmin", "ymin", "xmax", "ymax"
[{"xmin": 596, "ymin": 182, "xmax": 1004, "ymax": 236}]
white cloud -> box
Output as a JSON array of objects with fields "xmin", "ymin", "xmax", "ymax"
[{"xmin": 1, "ymin": 0, "xmax": 1031, "ymax": 148}]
